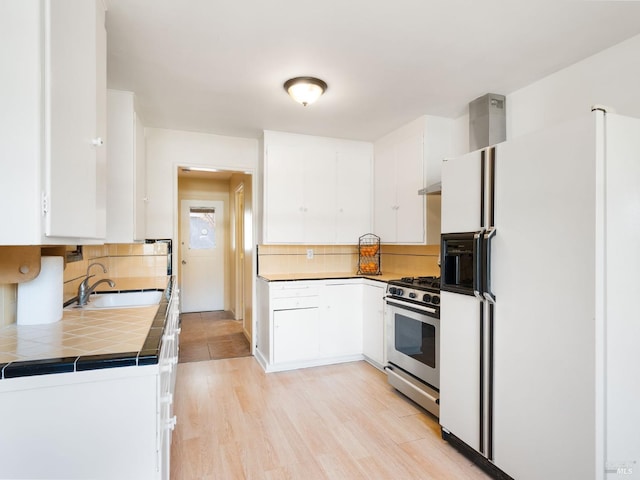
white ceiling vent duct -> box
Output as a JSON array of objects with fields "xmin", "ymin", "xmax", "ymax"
[{"xmin": 469, "ymin": 93, "xmax": 506, "ymax": 151}]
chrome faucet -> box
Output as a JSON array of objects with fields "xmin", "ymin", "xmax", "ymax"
[{"xmin": 77, "ymin": 262, "xmax": 115, "ymax": 306}]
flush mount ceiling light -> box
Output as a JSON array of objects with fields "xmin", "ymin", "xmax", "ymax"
[{"xmin": 283, "ymin": 76, "xmax": 328, "ymax": 106}]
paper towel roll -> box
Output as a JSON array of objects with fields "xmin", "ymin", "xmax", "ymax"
[{"xmin": 17, "ymin": 256, "xmax": 64, "ymax": 325}]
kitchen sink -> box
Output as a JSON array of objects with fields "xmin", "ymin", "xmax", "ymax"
[{"xmin": 67, "ymin": 291, "xmax": 163, "ymax": 310}]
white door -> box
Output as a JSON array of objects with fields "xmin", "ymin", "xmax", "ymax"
[{"xmin": 180, "ymin": 200, "xmax": 225, "ymax": 313}]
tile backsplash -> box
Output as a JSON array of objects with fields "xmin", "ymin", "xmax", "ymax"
[
  {"xmin": 258, "ymin": 245, "xmax": 358, "ymax": 275},
  {"xmin": 257, "ymin": 243, "xmax": 440, "ymax": 277},
  {"xmin": 63, "ymin": 243, "xmax": 168, "ymax": 302},
  {"xmin": 0, "ymin": 243, "xmax": 168, "ymax": 327}
]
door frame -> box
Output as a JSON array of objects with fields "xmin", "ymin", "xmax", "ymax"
[
  {"xmin": 234, "ymin": 183, "xmax": 245, "ymax": 324},
  {"xmin": 173, "ymin": 164, "xmax": 257, "ymax": 355}
]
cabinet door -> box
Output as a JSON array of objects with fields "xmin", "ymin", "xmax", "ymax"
[
  {"xmin": 0, "ymin": 2, "xmax": 42, "ymax": 244},
  {"xmin": 362, "ymin": 283, "xmax": 385, "ymax": 366},
  {"xmin": 264, "ymin": 144, "xmax": 305, "ymax": 242},
  {"xmin": 336, "ymin": 150, "xmax": 372, "ymax": 243},
  {"xmin": 134, "ymin": 111, "xmax": 146, "ymax": 241},
  {"xmin": 373, "ymin": 144, "xmax": 398, "ymax": 242},
  {"xmin": 106, "ymin": 90, "xmax": 134, "ymax": 243},
  {"xmin": 440, "ymin": 149, "xmax": 483, "ymax": 234},
  {"xmin": 303, "ymin": 146, "xmax": 336, "ymax": 243},
  {"xmin": 45, "ymin": 0, "xmax": 106, "ymax": 238},
  {"xmin": 273, "ymin": 308, "xmax": 320, "ymax": 363},
  {"xmin": 439, "ymin": 291, "xmax": 481, "ymax": 452},
  {"xmin": 320, "ymin": 284, "xmax": 363, "ymax": 358},
  {"xmin": 394, "ymin": 133, "xmax": 425, "ymax": 243}
]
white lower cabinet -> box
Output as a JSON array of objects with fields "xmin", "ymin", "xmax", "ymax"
[
  {"xmin": 0, "ymin": 287, "xmax": 180, "ymax": 480},
  {"xmin": 273, "ymin": 307, "xmax": 320, "ymax": 363},
  {"xmin": 159, "ymin": 286, "xmax": 180, "ymax": 480},
  {"xmin": 320, "ymin": 283, "xmax": 363, "ymax": 358},
  {"xmin": 362, "ymin": 282, "xmax": 386, "ymax": 367},
  {"xmin": 257, "ymin": 278, "xmax": 386, "ymax": 372},
  {"xmin": 0, "ymin": 366, "xmax": 160, "ymax": 479}
]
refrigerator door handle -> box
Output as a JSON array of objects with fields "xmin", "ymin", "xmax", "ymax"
[
  {"xmin": 473, "ymin": 231, "xmax": 484, "ymax": 299},
  {"xmin": 483, "ymin": 228, "xmax": 496, "ymax": 303}
]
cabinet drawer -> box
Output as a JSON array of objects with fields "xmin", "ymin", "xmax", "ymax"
[
  {"xmin": 272, "ymin": 296, "xmax": 319, "ymax": 310},
  {"xmin": 270, "ymin": 285, "xmax": 320, "ymax": 299}
]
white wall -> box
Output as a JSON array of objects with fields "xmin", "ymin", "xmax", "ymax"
[
  {"xmin": 145, "ymin": 32, "xmax": 640, "ymax": 238},
  {"xmin": 452, "ymin": 33, "xmax": 640, "ymax": 154},
  {"xmin": 145, "ymin": 128, "xmax": 258, "ymax": 239}
]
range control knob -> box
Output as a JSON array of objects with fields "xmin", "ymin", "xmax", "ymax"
[
  {"xmin": 408, "ymin": 292, "xmax": 417, "ymax": 299},
  {"xmin": 396, "ymin": 288, "xmax": 404, "ymax": 296},
  {"xmin": 389, "ymin": 287, "xmax": 397, "ymax": 295},
  {"xmin": 422, "ymin": 293, "xmax": 432, "ymax": 302},
  {"xmin": 431, "ymin": 295, "xmax": 440, "ymax": 305}
]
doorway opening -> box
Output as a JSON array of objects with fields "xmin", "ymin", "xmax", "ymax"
[{"xmin": 176, "ymin": 167, "xmax": 253, "ymax": 362}]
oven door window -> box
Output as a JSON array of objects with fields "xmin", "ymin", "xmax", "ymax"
[{"xmin": 394, "ymin": 313, "xmax": 436, "ymax": 368}]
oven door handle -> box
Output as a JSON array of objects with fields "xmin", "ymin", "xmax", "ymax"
[
  {"xmin": 473, "ymin": 231, "xmax": 484, "ymax": 299},
  {"xmin": 385, "ymin": 299, "xmax": 438, "ymax": 316}
]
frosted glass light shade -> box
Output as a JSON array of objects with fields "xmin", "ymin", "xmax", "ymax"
[{"xmin": 284, "ymin": 77, "xmax": 327, "ymax": 106}]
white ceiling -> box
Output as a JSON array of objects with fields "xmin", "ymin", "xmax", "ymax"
[{"xmin": 105, "ymin": 0, "xmax": 640, "ymax": 142}]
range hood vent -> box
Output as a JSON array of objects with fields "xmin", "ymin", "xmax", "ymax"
[
  {"xmin": 418, "ymin": 94, "xmax": 506, "ymax": 196},
  {"xmin": 469, "ymin": 93, "xmax": 506, "ymax": 151}
]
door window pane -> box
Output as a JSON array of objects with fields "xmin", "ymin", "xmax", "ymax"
[{"xmin": 189, "ymin": 207, "xmax": 216, "ymax": 249}]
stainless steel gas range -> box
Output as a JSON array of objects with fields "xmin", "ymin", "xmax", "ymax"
[{"xmin": 384, "ymin": 276, "xmax": 440, "ymax": 417}]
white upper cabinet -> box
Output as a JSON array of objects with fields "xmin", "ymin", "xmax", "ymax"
[
  {"xmin": 263, "ymin": 131, "xmax": 373, "ymax": 244},
  {"xmin": 374, "ymin": 130, "xmax": 424, "ymax": 243},
  {"xmin": 335, "ymin": 149, "xmax": 373, "ymax": 243},
  {"xmin": 106, "ymin": 90, "xmax": 147, "ymax": 243},
  {"xmin": 0, "ymin": 0, "xmax": 107, "ymax": 245},
  {"xmin": 373, "ymin": 115, "xmax": 452, "ymax": 244}
]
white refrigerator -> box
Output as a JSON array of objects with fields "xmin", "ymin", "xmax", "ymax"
[{"xmin": 439, "ymin": 109, "xmax": 640, "ymax": 480}]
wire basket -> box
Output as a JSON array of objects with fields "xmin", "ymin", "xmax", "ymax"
[{"xmin": 357, "ymin": 233, "xmax": 381, "ymax": 275}]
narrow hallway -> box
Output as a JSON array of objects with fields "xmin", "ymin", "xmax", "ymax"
[{"xmin": 178, "ymin": 311, "xmax": 251, "ymax": 363}]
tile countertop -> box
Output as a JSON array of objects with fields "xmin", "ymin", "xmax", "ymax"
[
  {"xmin": 258, "ymin": 271, "xmax": 407, "ymax": 283},
  {"xmin": 0, "ymin": 277, "xmax": 174, "ymax": 380}
]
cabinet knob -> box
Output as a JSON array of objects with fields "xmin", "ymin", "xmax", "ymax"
[{"xmin": 91, "ymin": 137, "xmax": 104, "ymax": 147}]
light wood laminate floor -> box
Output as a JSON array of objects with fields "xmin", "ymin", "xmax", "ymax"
[{"xmin": 170, "ymin": 357, "xmax": 490, "ymax": 479}]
